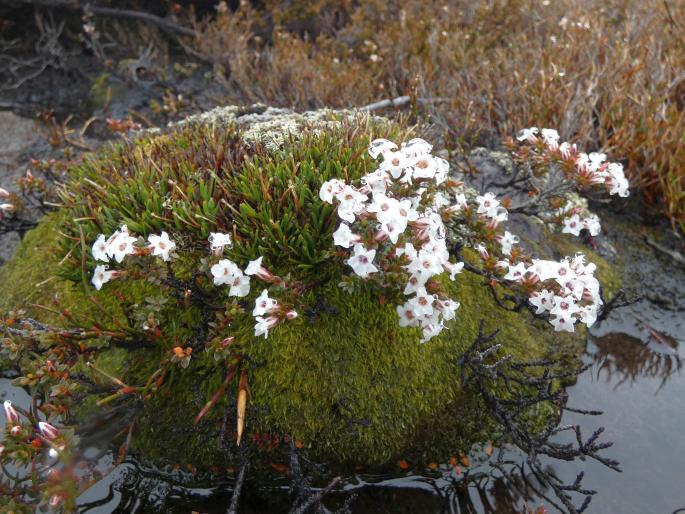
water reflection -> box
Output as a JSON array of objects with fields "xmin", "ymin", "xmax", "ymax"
[
  {"xmin": 589, "ymin": 332, "xmax": 682, "ymax": 392},
  {"xmin": 71, "ymin": 450, "xmax": 560, "ymax": 514}
]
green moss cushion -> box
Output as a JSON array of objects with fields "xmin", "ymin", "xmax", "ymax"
[{"xmin": 0, "ymin": 116, "xmax": 601, "ymax": 467}]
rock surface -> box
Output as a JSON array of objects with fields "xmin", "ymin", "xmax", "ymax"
[{"xmin": 0, "ymin": 111, "xmax": 41, "ymax": 264}]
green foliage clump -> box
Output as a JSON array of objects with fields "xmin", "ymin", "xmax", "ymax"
[
  {"xmin": 61, "ymin": 118, "xmax": 404, "ymax": 281},
  {"xmin": 0, "ymin": 116, "xmax": 595, "ymax": 468}
]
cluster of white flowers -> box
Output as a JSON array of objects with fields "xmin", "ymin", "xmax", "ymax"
[
  {"xmin": 321, "ymin": 138, "xmax": 466, "ymax": 343},
  {"xmin": 251, "ymin": 288, "xmax": 298, "ymax": 339},
  {"xmin": 211, "ymin": 259, "xmax": 251, "ymax": 297},
  {"xmin": 322, "ymin": 136, "xmax": 622, "ymax": 339},
  {"xmin": 561, "ymin": 212, "xmax": 601, "ymax": 237},
  {"xmin": 210, "ymin": 233, "xmax": 298, "ymax": 338},
  {"xmin": 500, "ymin": 253, "xmax": 602, "ymax": 332},
  {"xmin": 88, "ymin": 131, "xmax": 627, "ymax": 342},
  {"xmin": 211, "ymin": 255, "xmax": 296, "ymax": 338},
  {"xmin": 91, "ymin": 225, "xmax": 177, "ymax": 290},
  {"xmin": 479, "ymin": 225, "xmax": 602, "ymax": 333},
  {"xmin": 516, "ymin": 127, "xmax": 630, "ymax": 238},
  {"xmin": 517, "ymin": 127, "xmax": 630, "ymax": 198},
  {"xmin": 90, "ymin": 225, "xmax": 297, "ymax": 339}
]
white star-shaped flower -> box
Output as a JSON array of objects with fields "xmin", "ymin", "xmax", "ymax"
[
  {"xmin": 475, "ymin": 192, "xmax": 500, "ymax": 219},
  {"xmin": 379, "ymin": 150, "xmax": 409, "ymax": 179},
  {"xmin": 336, "ymin": 186, "xmax": 367, "ymax": 223},
  {"xmin": 499, "ymin": 231, "xmax": 519, "ymax": 256},
  {"xmin": 443, "ymin": 261, "xmax": 464, "ymax": 281},
  {"xmin": 148, "ymin": 231, "xmax": 176, "ymax": 261},
  {"xmin": 562, "ymin": 214, "xmax": 582, "ymax": 237},
  {"xmin": 319, "ymin": 179, "xmax": 345, "ymax": 203},
  {"xmin": 92, "ymin": 265, "xmax": 116, "ymax": 290},
  {"xmin": 92, "ymin": 234, "xmax": 109, "ymax": 262},
  {"xmin": 254, "ymin": 316, "xmax": 278, "ymax": 339},
  {"xmin": 550, "ymin": 315, "xmax": 575, "ymax": 332},
  {"xmin": 396, "ymin": 303, "xmax": 420, "ymax": 328},
  {"xmin": 332, "ymin": 223, "xmax": 359, "ymax": 248},
  {"xmin": 208, "ymin": 232, "xmax": 232, "ymax": 253},
  {"xmin": 253, "ymin": 289, "xmax": 277, "ymax": 316},
  {"xmin": 228, "ymin": 274, "xmax": 251, "ymax": 297},
  {"xmin": 529, "ymin": 289, "xmax": 554, "ymax": 314},
  {"xmin": 211, "ymin": 259, "xmax": 241, "ymax": 286},
  {"xmin": 347, "ymin": 244, "xmax": 377, "ymax": 278},
  {"xmin": 437, "ymin": 298, "xmax": 460, "ymax": 321},
  {"xmin": 550, "ymin": 295, "xmax": 580, "ymax": 318},
  {"xmin": 502, "ymin": 261, "xmax": 528, "ymax": 282}
]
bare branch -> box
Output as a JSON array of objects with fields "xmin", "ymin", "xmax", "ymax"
[{"xmin": 458, "ymin": 321, "xmax": 621, "ymax": 513}]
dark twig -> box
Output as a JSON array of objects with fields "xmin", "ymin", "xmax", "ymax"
[
  {"xmin": 226, "ymin": 444, "xmax": 249, "ymax": 514},
  {"xmin": 4, "ymin": 0, "xmax": 199, "ymax": 38},
  {"xmin": 596, "ymin": 289, "xmax": 641, "ymax": 323},
  {"xmin": 457, "ymin": 320, "xmax": 620, "ymax": 514},
  {"xmin": 286, "ymin": 439, "xmax": 351, "ymax": 514},
  {"xmin": 290, "ymin": 476, "xmax": 343, "ymax": 514}
]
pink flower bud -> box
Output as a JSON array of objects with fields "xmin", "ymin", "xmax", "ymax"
[
  {"xmin": 525, "ymin": 274, "xmax": 540, "ymax": 285},
  {"xmin": 285, "ymin": 309, "xmax": 298, "ymax": 320},
  {"xmin": 220, "ymin": 336, "xmax": 235, "ymax": 347},
  {"xmin": 38, "ymin": 421, "xmax": 59, "ymax": 440},
  {"xmin": 486, "ymin": 218, "xmax": 500, "ymax": 230},
  {"xmin": 49, "ymin": 494, "xmax": 62, "ymax": 507},
  {"xmin": 355, "ymin": 210, "xmax": 371, "ymax": 221},
  {"xmin": 3, "ymin": 400, "xmax": 19, "ymax": 425},
  {"xmin": 245, "ymin": 257, "xmax": 279, "ymax": 283},
  {"xmin": 10, "ymin": 425, "xmax": 21, "ymax": 437}
]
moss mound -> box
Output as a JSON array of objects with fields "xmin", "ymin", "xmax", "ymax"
[{"xmin": 0, "ymin": 113, "xmax": 605, "ymax": 467}]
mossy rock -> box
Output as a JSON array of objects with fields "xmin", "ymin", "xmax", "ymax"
[{"xmin": 0, "ymin": 108, "xmax": 610, "ymax": 468}]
